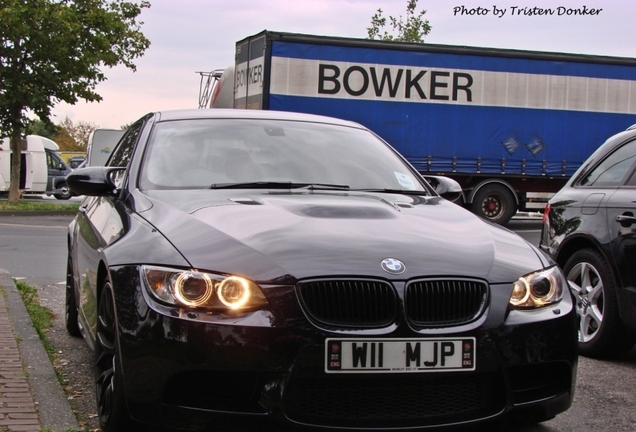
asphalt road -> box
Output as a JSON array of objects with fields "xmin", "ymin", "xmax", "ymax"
[{"xmin": 1, "ymin": 213, "xmax": 635, "ymax": 431}]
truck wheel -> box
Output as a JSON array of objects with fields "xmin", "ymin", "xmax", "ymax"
[
  {"xmin": 471, "ymin": 184, "xmax": 516, "ymax": 225},
  {"xmin": 54, "ymin": 182, "xmax": 72, "ymax": 200}
]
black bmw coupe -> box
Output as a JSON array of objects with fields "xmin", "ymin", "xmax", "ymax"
[{"xmin": 66, "ymin": 109, "xmax": 577, "ymax": 431}]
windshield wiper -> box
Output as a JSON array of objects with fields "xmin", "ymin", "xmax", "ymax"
[
  {"xmin": 355, "ymin": 188, "xmax": 430, "ymax": 195},
  {"xmin": 210, "ymin": 182, "xmax": 350, "ymax": 190},
  {"xmin": 298, "ymin": 183, "xmax": 350, "ymax": 190}
]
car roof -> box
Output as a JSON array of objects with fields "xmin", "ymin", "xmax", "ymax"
[
  {"xmin": 152, "ymin": 109, "xmax": 365, "ymax": 129},
  {"xmin": 594, "ymin": 127, "xmax": 636, "ymax": 158},
  {"xmin": 568, "ymin": 126, "xmax": 636, "ymax": 184}
]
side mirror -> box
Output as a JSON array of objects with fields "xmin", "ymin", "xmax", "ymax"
[
  {"xmin": 422, "ymin": 175, "xmax": 463, "ymax": 202},
  {"xmin": 66, "ymin": 166, "xmax": 125, "ymax": 196}
]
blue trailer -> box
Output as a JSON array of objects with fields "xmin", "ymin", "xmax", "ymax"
[{"xmin": 208, "ymin": 31, "xmax": 636, "ymax": 225}]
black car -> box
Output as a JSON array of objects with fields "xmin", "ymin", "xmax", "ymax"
[
  {"xmin": 66, "ymin": 109, "xmax": 577, "ymax": 431},
  {"xmin": 540, "ymin": 125, "xmax": 636, "ymax": 359}
]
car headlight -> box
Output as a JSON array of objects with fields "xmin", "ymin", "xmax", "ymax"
[
  {"xmin": 142, "ymin": 265, "xmax": 268, "ymax": 311},
  {"xmin": 509, "ymin": 266, "xmax": 565, "ymax": 309}
]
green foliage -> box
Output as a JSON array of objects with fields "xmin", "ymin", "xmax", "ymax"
[
  {"xmin": 367, "ymin": 0, "xmax": 432, "ymax": 43},
  {"xmin": 0, "ymin": 0, "xmax": 151, "ymax": 202},
  {"xmin": 24, "ymin": 117, "xmax": 95, "ymax": 150},
  {"xmin": 0, "ymin": 0, "xmax": 151, "ymax": 136},
  {"xmin": 26, "ymin": 119, "xmax": 61, "ymax": 138}
]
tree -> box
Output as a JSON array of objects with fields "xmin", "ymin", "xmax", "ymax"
[
  {"xmin": 25, "ymin": 117, "xmax": 97, "ymax": 151},
  {"xmin": 0, "ymin": 0, "xmax": 151, "ymax": 202},
  {"xmin": 55, "ymin": 117, "xmax": 99, "ymax": 151},
  {"xmin": 367, "ymin": 0, "xmax": 431, "ymax": 43},
  {"xmin": 25, "ymin": 119, "xmax": 61, "ymax": 139}
]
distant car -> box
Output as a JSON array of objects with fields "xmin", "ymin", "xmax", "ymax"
[
  {"xmin": 45, "ymin": 149, "xmax": 74, "ymax": 200},
  {"xmin": 66, "ymin": 109, "xmax": 577, "ymax": 432},
  {"xmin": 540, "ymin": 125, "xmax": 636, "ymax": 359},
  {"xmin": 68, "ymin": 156, "xmax": 86, "ymax": 169}
]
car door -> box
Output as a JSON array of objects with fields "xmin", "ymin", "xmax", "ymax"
[
  {"xmin": 605, "ymin": 139, "xmax": 636, "ymax": 296},
  {"xmin": 45, "ymin": 150, "xmax": 67, "ymax": 190},
  {"xmin": 73, "ymin": 120, "xmax": 146, "ymax": 339}
]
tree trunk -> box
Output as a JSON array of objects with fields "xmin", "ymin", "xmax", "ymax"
[{"xmin": 8, "ymin": 134, "xmax": 22, "ymax": 203}]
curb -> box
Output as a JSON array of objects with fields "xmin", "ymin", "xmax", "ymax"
[{"xmin": 0, "ymin": 269, "xmax": 80, "ymax": 431}]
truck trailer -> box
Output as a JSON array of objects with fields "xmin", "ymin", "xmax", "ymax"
[{"xmin": 206, "ymin": 30, "xmax": 636, "ymax": 225}]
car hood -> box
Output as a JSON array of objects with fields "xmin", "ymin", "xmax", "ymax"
[{"xmin": 133, "ymin": 189, "xmax": 544, "ymax": 283}]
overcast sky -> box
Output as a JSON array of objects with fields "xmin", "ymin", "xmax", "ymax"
[{"xmin": 50, "ymin": 0, "xmax": 636, "ymax": 129}]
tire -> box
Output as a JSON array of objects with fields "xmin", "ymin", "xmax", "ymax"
[
  {"xmin": 563, "ymin": 248, "xmax": 636, "ymax": 359},
  {"xmin": 65, "ymin": 254, "xmax": 81, "ymax": 337},
  {"xmin": 54, "ymin": 182, "xmax": 72, "ymax": 200},
  {"xmin": 96, "ymin": 280, "xmax": 136, "ymax": 432},
  {"xmin": 471, "ymin": 184, "xmax": 516, "ymax": 226}
]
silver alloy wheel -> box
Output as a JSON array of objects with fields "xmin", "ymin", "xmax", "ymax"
[
  {"xmin": 54, "ymin": 183, "xmax": 72, "ymax": 200},
  {"xmin": 567, "ymin": 261, "xmax": 604, "ymax": 343}
]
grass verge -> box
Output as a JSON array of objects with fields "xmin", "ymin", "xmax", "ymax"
[
  {"xmin": 0, "ymin": 200, "xmax": 80, "ymax": 213},
  {"xmin": 0, "ymin": 200, "xmax": 80, "ymax": 214},
  {"xmin": 15, "ymin": 279, "xmax": 89, "ymax": 432},
  {"xmin": 15, "ymin": 280, "xmax": 56, "ymax": 359},
  {"xmin": 14, "ymin": 280, "xmax": 89, "ymax": 432}
]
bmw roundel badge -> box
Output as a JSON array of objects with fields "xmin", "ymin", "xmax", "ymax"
[{"xmin": 381, "ymin": 258, "xmax": 406, "ymax": 275}]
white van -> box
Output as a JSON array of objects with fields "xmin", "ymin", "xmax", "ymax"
[{"xmin": 0, "ymin": 135, "xmax": 73, "ymax": 199}]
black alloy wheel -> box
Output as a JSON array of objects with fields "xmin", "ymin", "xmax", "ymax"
[
  {"xmin": 564, "ymin": 248, "xmax": 636, "ymax": 359},
  {"xmin": 65, "ymin": 254, "xmax": 81, "ymax": 337},
  {"xmin": 95, "ymin": 280, "xmax": 135, "ymax": 431}
]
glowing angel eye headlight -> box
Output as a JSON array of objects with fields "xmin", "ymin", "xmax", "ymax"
[
  {"xmin": 173, "ymin": 272, "xmax": 215, "ymax": 307},
  {"xmin": 142, "ymin": 265, "xmax": 268, "ymax": 311},
  {"xmin": 509, "ymin": 266, "xmax": 565, "ymax": 309},
  {"xmin": 217, "ymin": 276, "xmax": 251, "ymax": 309}
]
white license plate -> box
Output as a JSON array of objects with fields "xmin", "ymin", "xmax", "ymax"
[{"xmin": 325, "ymin": 337, "xmax": 475, "ymax": 373}]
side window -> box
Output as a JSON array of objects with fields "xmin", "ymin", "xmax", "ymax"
[
  {"xmin": 580, "ymin": 139, "xmax": 636, "ymax": 187},
  {"xmin": 46, "ymin": 151, "xmax": 65, "ymax": 170},
  {"xmin": 108, "ymin": 122, "xmax": 143, "ymax": 168},
  {"xmin": 46, "ymin": 152, "xmax": 56, "ymax": 170},
  {"xmin": 107, "ymin": 121, "xmax": 145, "ymax": 186}
]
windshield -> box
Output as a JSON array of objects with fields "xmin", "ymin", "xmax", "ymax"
[{"xmin": 139, "ymin": 118, "xmax": 428, "ymax": 193}]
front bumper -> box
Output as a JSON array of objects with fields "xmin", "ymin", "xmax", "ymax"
[{"xmin": 109, "ymin": 266, "xmax": 578, "ymax": 430}]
